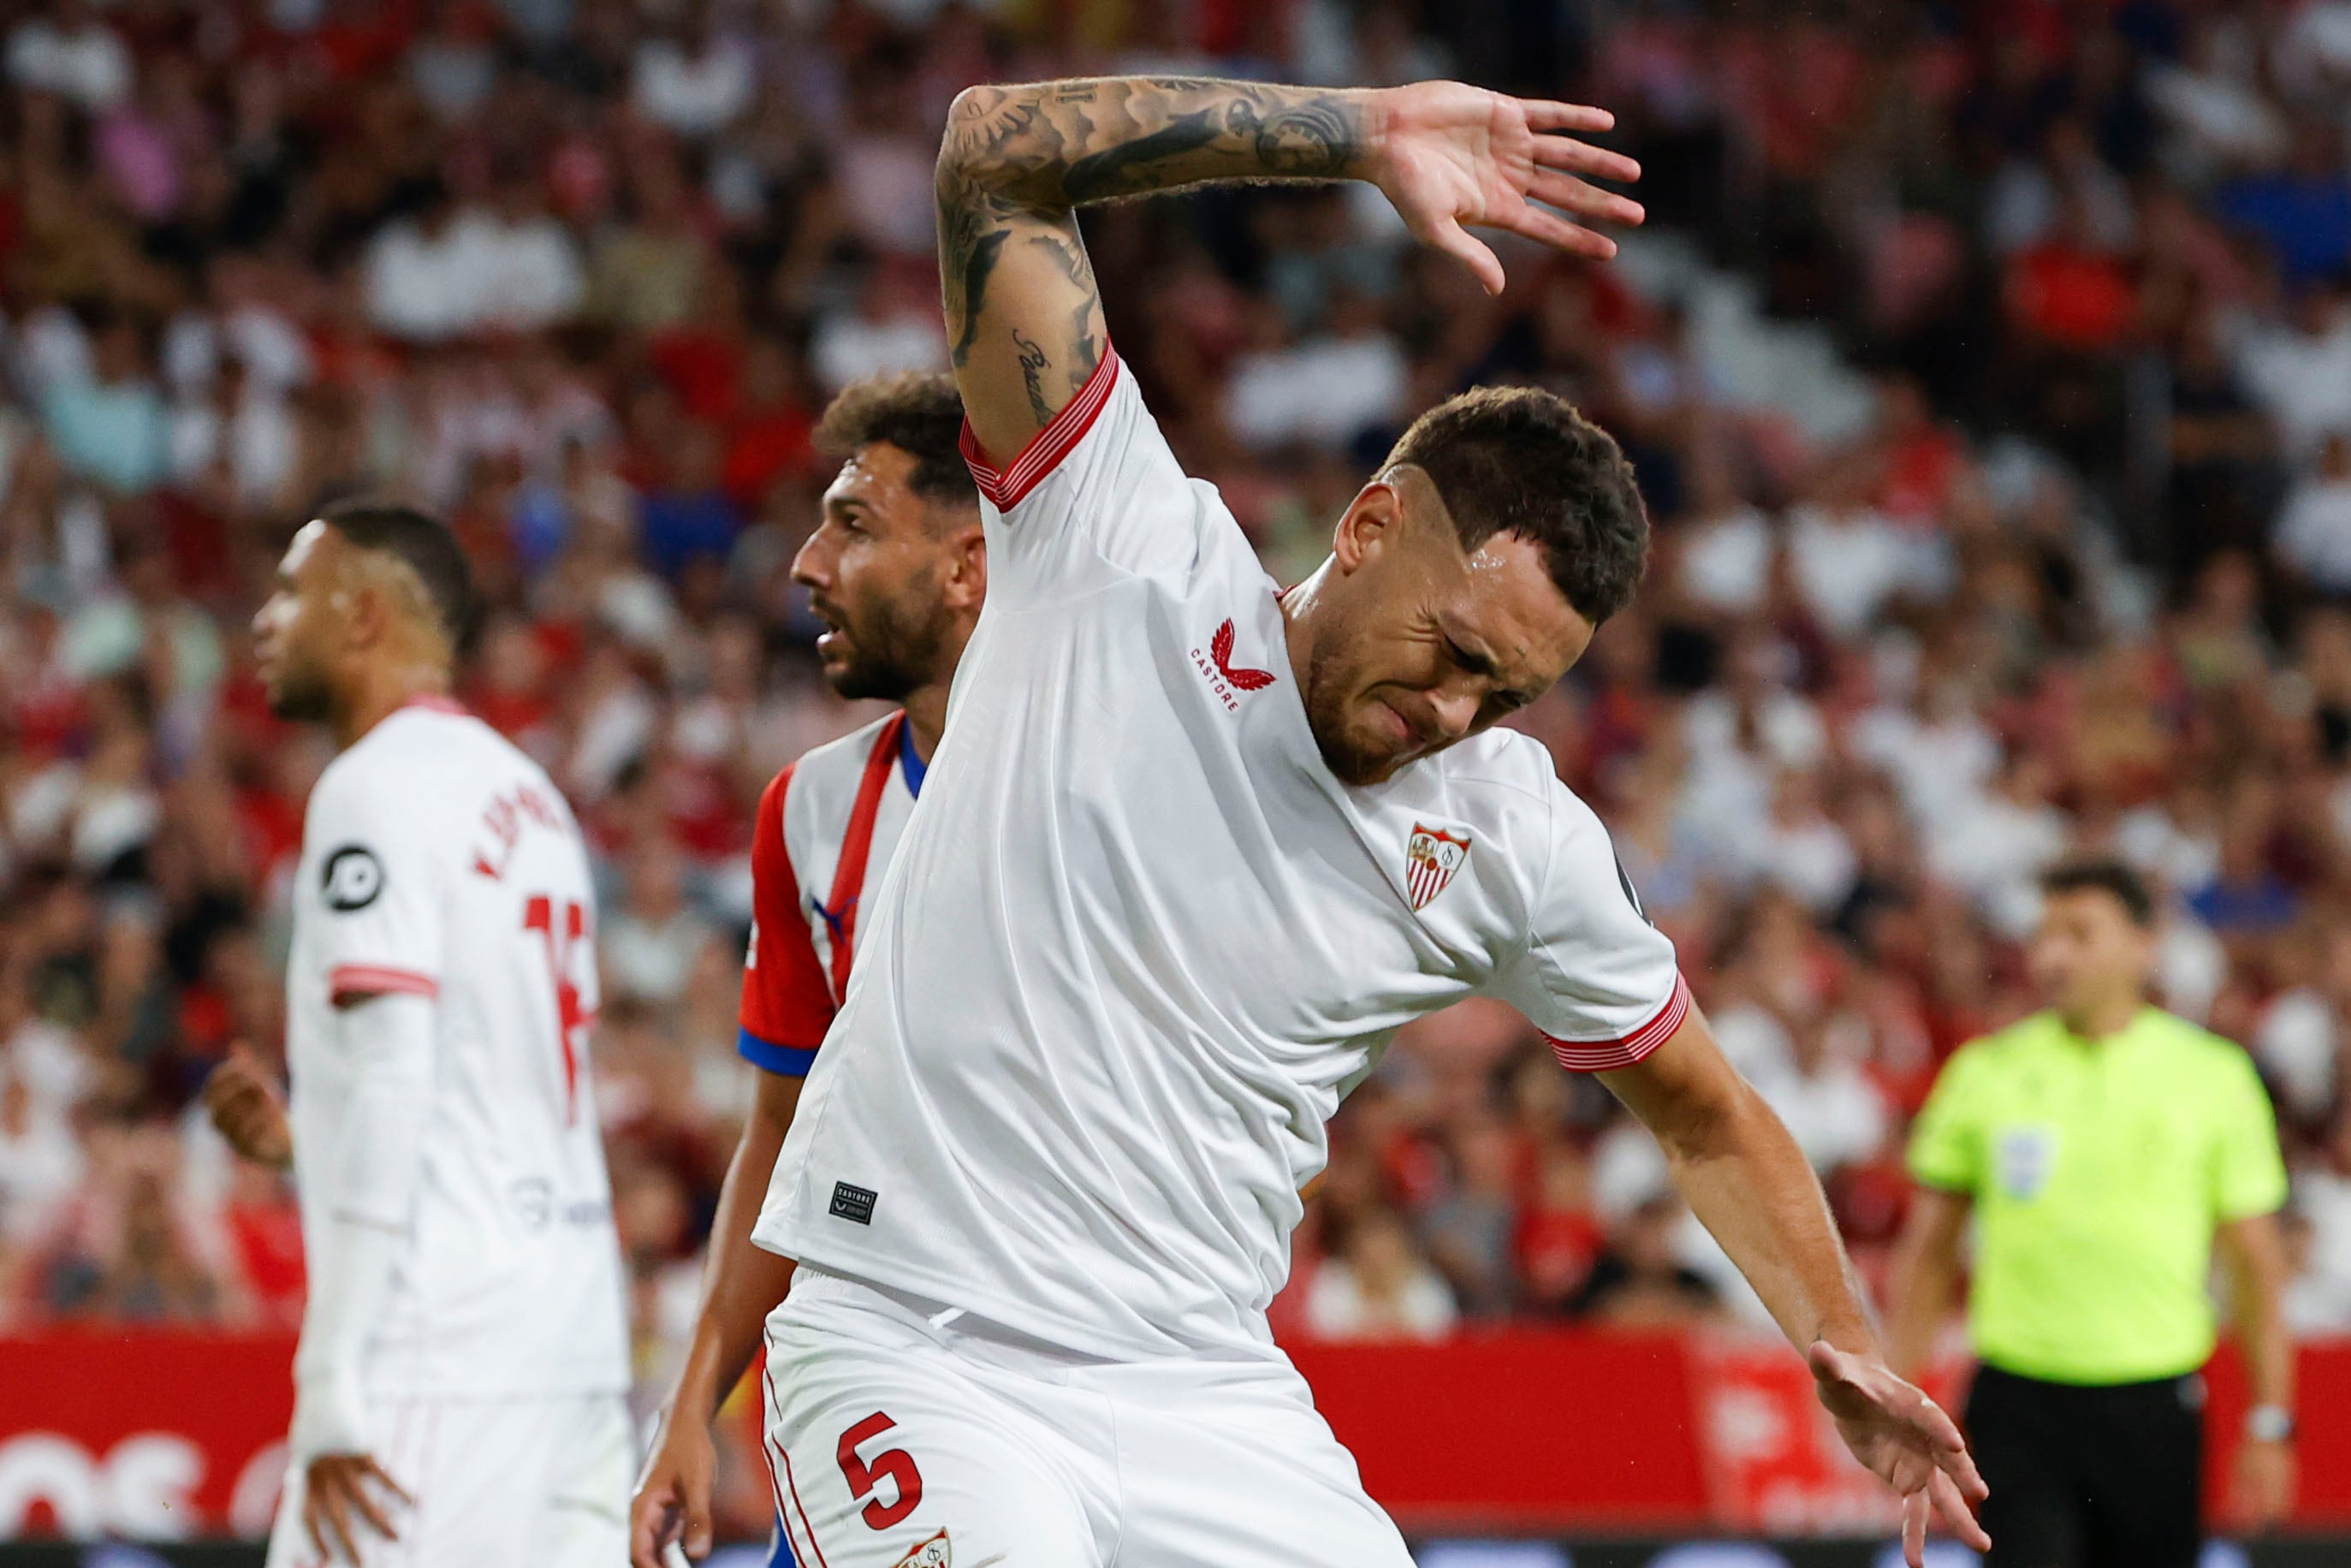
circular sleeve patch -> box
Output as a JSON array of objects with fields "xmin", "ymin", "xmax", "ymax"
[{"xmin": 321, "ymin": 845, "xmax": 386, "ymax": 912}]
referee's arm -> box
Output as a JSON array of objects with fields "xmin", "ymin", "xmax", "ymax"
[
  {"xmin": 2215, "ymin": 1041, "xmax": 2297, "ymax": 1529},
  {"xmin": 1885, "ymin": 1039, "xmax": 1986, "ymax": 1383},
  {"xmin": 1885, "ymin": 1187, "xmax": 1970, "ymax": 1384},
  {"xmin": 2218, "ymin": 1210, "xmax": 2295, "ymax": 1526}
]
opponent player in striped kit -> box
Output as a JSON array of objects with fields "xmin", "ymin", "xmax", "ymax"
[{"xmin": 631, "ymin": 374, "xmax": 983, "ymax": 1566}]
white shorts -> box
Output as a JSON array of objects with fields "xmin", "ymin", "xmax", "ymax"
[
  {"xmin": 759, "ymin": 1269, "xmax": 1413, "ymax": 1568},
  {"xmin": 264, "ymin": 1390, "xmax": 631, "ymax": 1568}
]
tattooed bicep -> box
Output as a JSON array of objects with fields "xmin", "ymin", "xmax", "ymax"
[{"xmin": 935, "ymin": 171, "xmax": 1107, "ymax": 454}]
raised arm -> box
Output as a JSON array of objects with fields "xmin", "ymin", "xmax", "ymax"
[{"xmin": 935, "ymin": 77, "xmax": 1643, "ymax": 464}]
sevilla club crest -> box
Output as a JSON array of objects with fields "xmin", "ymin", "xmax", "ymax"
[
  {"xmin": 1405, "ymin": 823, "xmax": 1471, "ymax": 911},
  {"xmin": 890, "ymin": 1530, "xmax": 953, "ymax": 1568}
]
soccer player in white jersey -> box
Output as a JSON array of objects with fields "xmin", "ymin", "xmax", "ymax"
[
  {"xmin": 665, "ymin": 78, "xmax": 1992, "ymax": 1568},
  {"xmin": 632, "ymin": 374, "xmax": 983, "ymax": 1566},
  {"xmin": 206, "ymin": 501, "xmax": 630, "ymax": 1565}
]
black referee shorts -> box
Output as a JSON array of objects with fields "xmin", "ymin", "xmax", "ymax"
[{"xmin": 1964, "ymin": 1361, "xmax": 2205, "ymax": 1568}]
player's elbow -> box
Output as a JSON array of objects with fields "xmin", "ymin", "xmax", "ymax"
[
  {"xmin": 938, "ymin": 87, "xmax": 999, "ymax": 182},
  {"xmin": 1652, "ymin": 1072, "xmax": 1778, "ymax": 1168},
  {"xmin": 937, "ymin": 83, "xmax": 1052, "ymax": 197}
]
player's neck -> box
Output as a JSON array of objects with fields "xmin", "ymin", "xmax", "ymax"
[
  {"xmin": 335, "ymin": 665, "xmax": 455, "ymax": 751},
  {"xmin": 902, "ymin": 609, "xmax": 983, "ymax": 762},
  {"xmin": 902, "ymin": 682, "xmax": 949, "ymax": 763},
  {"xmin": 1276, "ymin": 560, "xmax": 1331, "ymax": 680}
]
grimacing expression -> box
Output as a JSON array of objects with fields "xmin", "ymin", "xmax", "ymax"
[
  {"xmin": 252, "ymin": 520, "xmax": 347, "ymax": 723},
  {"xmin": 1303, "ymin": 473, "xmax": 1594, "ymax": 787},
  {"xmin": 2027, "ymin": 888, "xmax": 2155, "ymax": 1019},
  {"xmin": 793, "ymin": 444, "xmax": 964, "ymax": 704}
]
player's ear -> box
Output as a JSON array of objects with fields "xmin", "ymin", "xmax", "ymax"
[
  {"xmin": 944, "ymin": 512, "xmax": 986, "ymax": 610},
  {"xmin": 336, "ymin": 571, "xmax": 393, "ymax": 650},
  {"xmin": 1332, "ymin": 481, "xmax": 1403, "ymax": 575}
]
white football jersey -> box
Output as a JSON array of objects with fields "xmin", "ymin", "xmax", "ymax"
[
  {"xmin": 286, "ymin": 698, "xmax": 628, "ymax": 1398},
  {"xmin": 756, "ymin": 353, "xmax": 1685, "ymax": 1359}
]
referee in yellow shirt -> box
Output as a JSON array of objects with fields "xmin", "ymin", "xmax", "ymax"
[{"xmin": 1885, "ymin": 858, "xmax": 2294, "ymax": 1566}]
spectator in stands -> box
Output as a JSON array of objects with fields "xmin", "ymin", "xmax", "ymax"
[
  {"xmin": 1424, "ymin": 1114, "xmax": 1523, "ymax": 1319},
  {"xmin": 601, "ymin": 842, "xmax": 722, "ymax": 1009},
  {"xmin": 2274, "ymin": 431, "xmax": 2351, "ymax": 594},
  {"xmin": 1573, "ymin": 1196, "xmax": 1724, "ymax": 1327},
  {"xmin": 40, "ymin": 312, "xmax": 169, "ymax": 496},
  {"xmin": 1304, "ymin": 1208, "xmax": 1459, "ymax": 1343},
  {"xmin": 5, "ymin": 0, "xmax": 129, "ymax": 115}
]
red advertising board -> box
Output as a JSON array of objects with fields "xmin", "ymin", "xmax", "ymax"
[
  {"xmin": 1287, "ymin": 1329, "xmax": 1708, "ymax": 1531},
  {"xmin": 6, "ymin": 1328, "xmax": 2351, "ymax": 1540},
  {"xmin": 1291, "ymin": 1331, "xmax": 2351, "ymax": 1535},
  {"xmin": 0, "ymin": 1332, "xmax": 294, "ymax": 1540}
]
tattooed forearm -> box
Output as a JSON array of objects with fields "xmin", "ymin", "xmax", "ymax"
[
  {"xmin": 939, "ymin": 78, "xmax": 1368, "ymax": 211},
  {"xmin": 939, "ymin": 77, "xmax": 1363, "ymax": 440}
]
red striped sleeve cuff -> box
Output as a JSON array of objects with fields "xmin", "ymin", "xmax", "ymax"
[
  {"xmin": 959, "ymin": 347, "xmax": 1121, "ymax": 510},
  {"xmin": 1544, "ymin": 973, "xmax": 1693, "ymax": 1073},
  {"xmin": 329, "ymin": 964, "xmax": 440, "ymax": 1005}
]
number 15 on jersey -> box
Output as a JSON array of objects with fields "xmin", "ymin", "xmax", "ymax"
[{"xmin": 523, "ymin": 894, "xmax": 592, "ymax": 1124}]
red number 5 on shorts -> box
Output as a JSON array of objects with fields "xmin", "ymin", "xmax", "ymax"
[{"xmin": 838, "ymin": 1412, "xmax": 923, "ymax": 1529}]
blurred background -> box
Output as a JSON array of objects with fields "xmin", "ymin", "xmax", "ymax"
[{"xmin": 5, "ymin": 0, "xmax": 2351, "ymax": 1557}]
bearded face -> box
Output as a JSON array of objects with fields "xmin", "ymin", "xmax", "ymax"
[
  {"xmin": 793, "ymin": 443, "xmax": 973, "ymax": 706},
  {"xmin": 253, "ymin": 521, "xmax": 346, "ymax": 723}
]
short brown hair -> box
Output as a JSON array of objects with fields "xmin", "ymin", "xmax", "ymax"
[
  {"xmin": 814, "ymin": 372, "xmax": 974, "ymax": 510},
  {"xmin": 2041, "ymin": 856, "xmax": 2156, "ymax": 928},
  {"xmin": 318, "ymin": 496, "xmax": 476, "ymax": 652},
  {"xmin": 1384, "ymin": 386, "xmax": 1649, "ymax": 624}
]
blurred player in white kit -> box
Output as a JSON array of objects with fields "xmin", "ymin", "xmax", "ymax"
[{"xmin": 207, "ymin": 500, "xmax": 630, "ymax": 1566}]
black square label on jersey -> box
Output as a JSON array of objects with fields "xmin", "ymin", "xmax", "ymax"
[{"xmin": 829, "ymin": 1181, "xmax": 877, "ymax": 1226}]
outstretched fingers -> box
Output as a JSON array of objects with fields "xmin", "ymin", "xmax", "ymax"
[
  {"xmin": 1528, "ymin": 170, "xmax": 1646, "ymax": 227},
  {"xmin": 1901, "ymin": 1487, "xmax": 1928, "ymax": 1568},
  {"xmin": 1907, "ymin": 1390, "xmax": 1990, "ymax": 1504},
  {"xmin": 1496, "ymin": 202, "xmax": 1619, "ymax": 260},
  {"xmin": 1528, "ymin": 133, "xmax": 1642, "ymax": 186},
  {"xmin": 347, "ymin": 1465, "xmax": 403, "ymax": 1542},
  {"xmin": 1517, "ymin": 98, "xmax": 1617, "ymax": 135},
  {"xmin": 1931, "ymin": 1466, "xmax": 1993, "ymax": 1549},
  {"xmin": 1424, "ymin": 213, "xmax": 1508, "ymax": 294},
  {"xmin": 306, "ymin": 1489, "xmax": 357, "ymax": 1566},
  {"xmin": 1938, "ymin": 1433, "xmax": 1991, "ymax": 1504}
]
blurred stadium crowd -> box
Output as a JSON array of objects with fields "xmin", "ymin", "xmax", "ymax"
[{"xmin": 6, "ymin": 0, "xmax": 2351, "ymax": 1408}]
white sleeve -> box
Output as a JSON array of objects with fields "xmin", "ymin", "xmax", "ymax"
[
  {"xmin": 1483, "ymin": 782, "xmax": 1689, "ymax": 1072},
  {"xmin": 958, "ymin": 346, "xmax": 1215, "ymax": 602},
  {"xmin": 289, "ymin": 990, "xmax": 436, "ymax": 1459},
  {"xmin": 304, "ymin": 763, "xmax": 446, "ymax": 1006}
]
